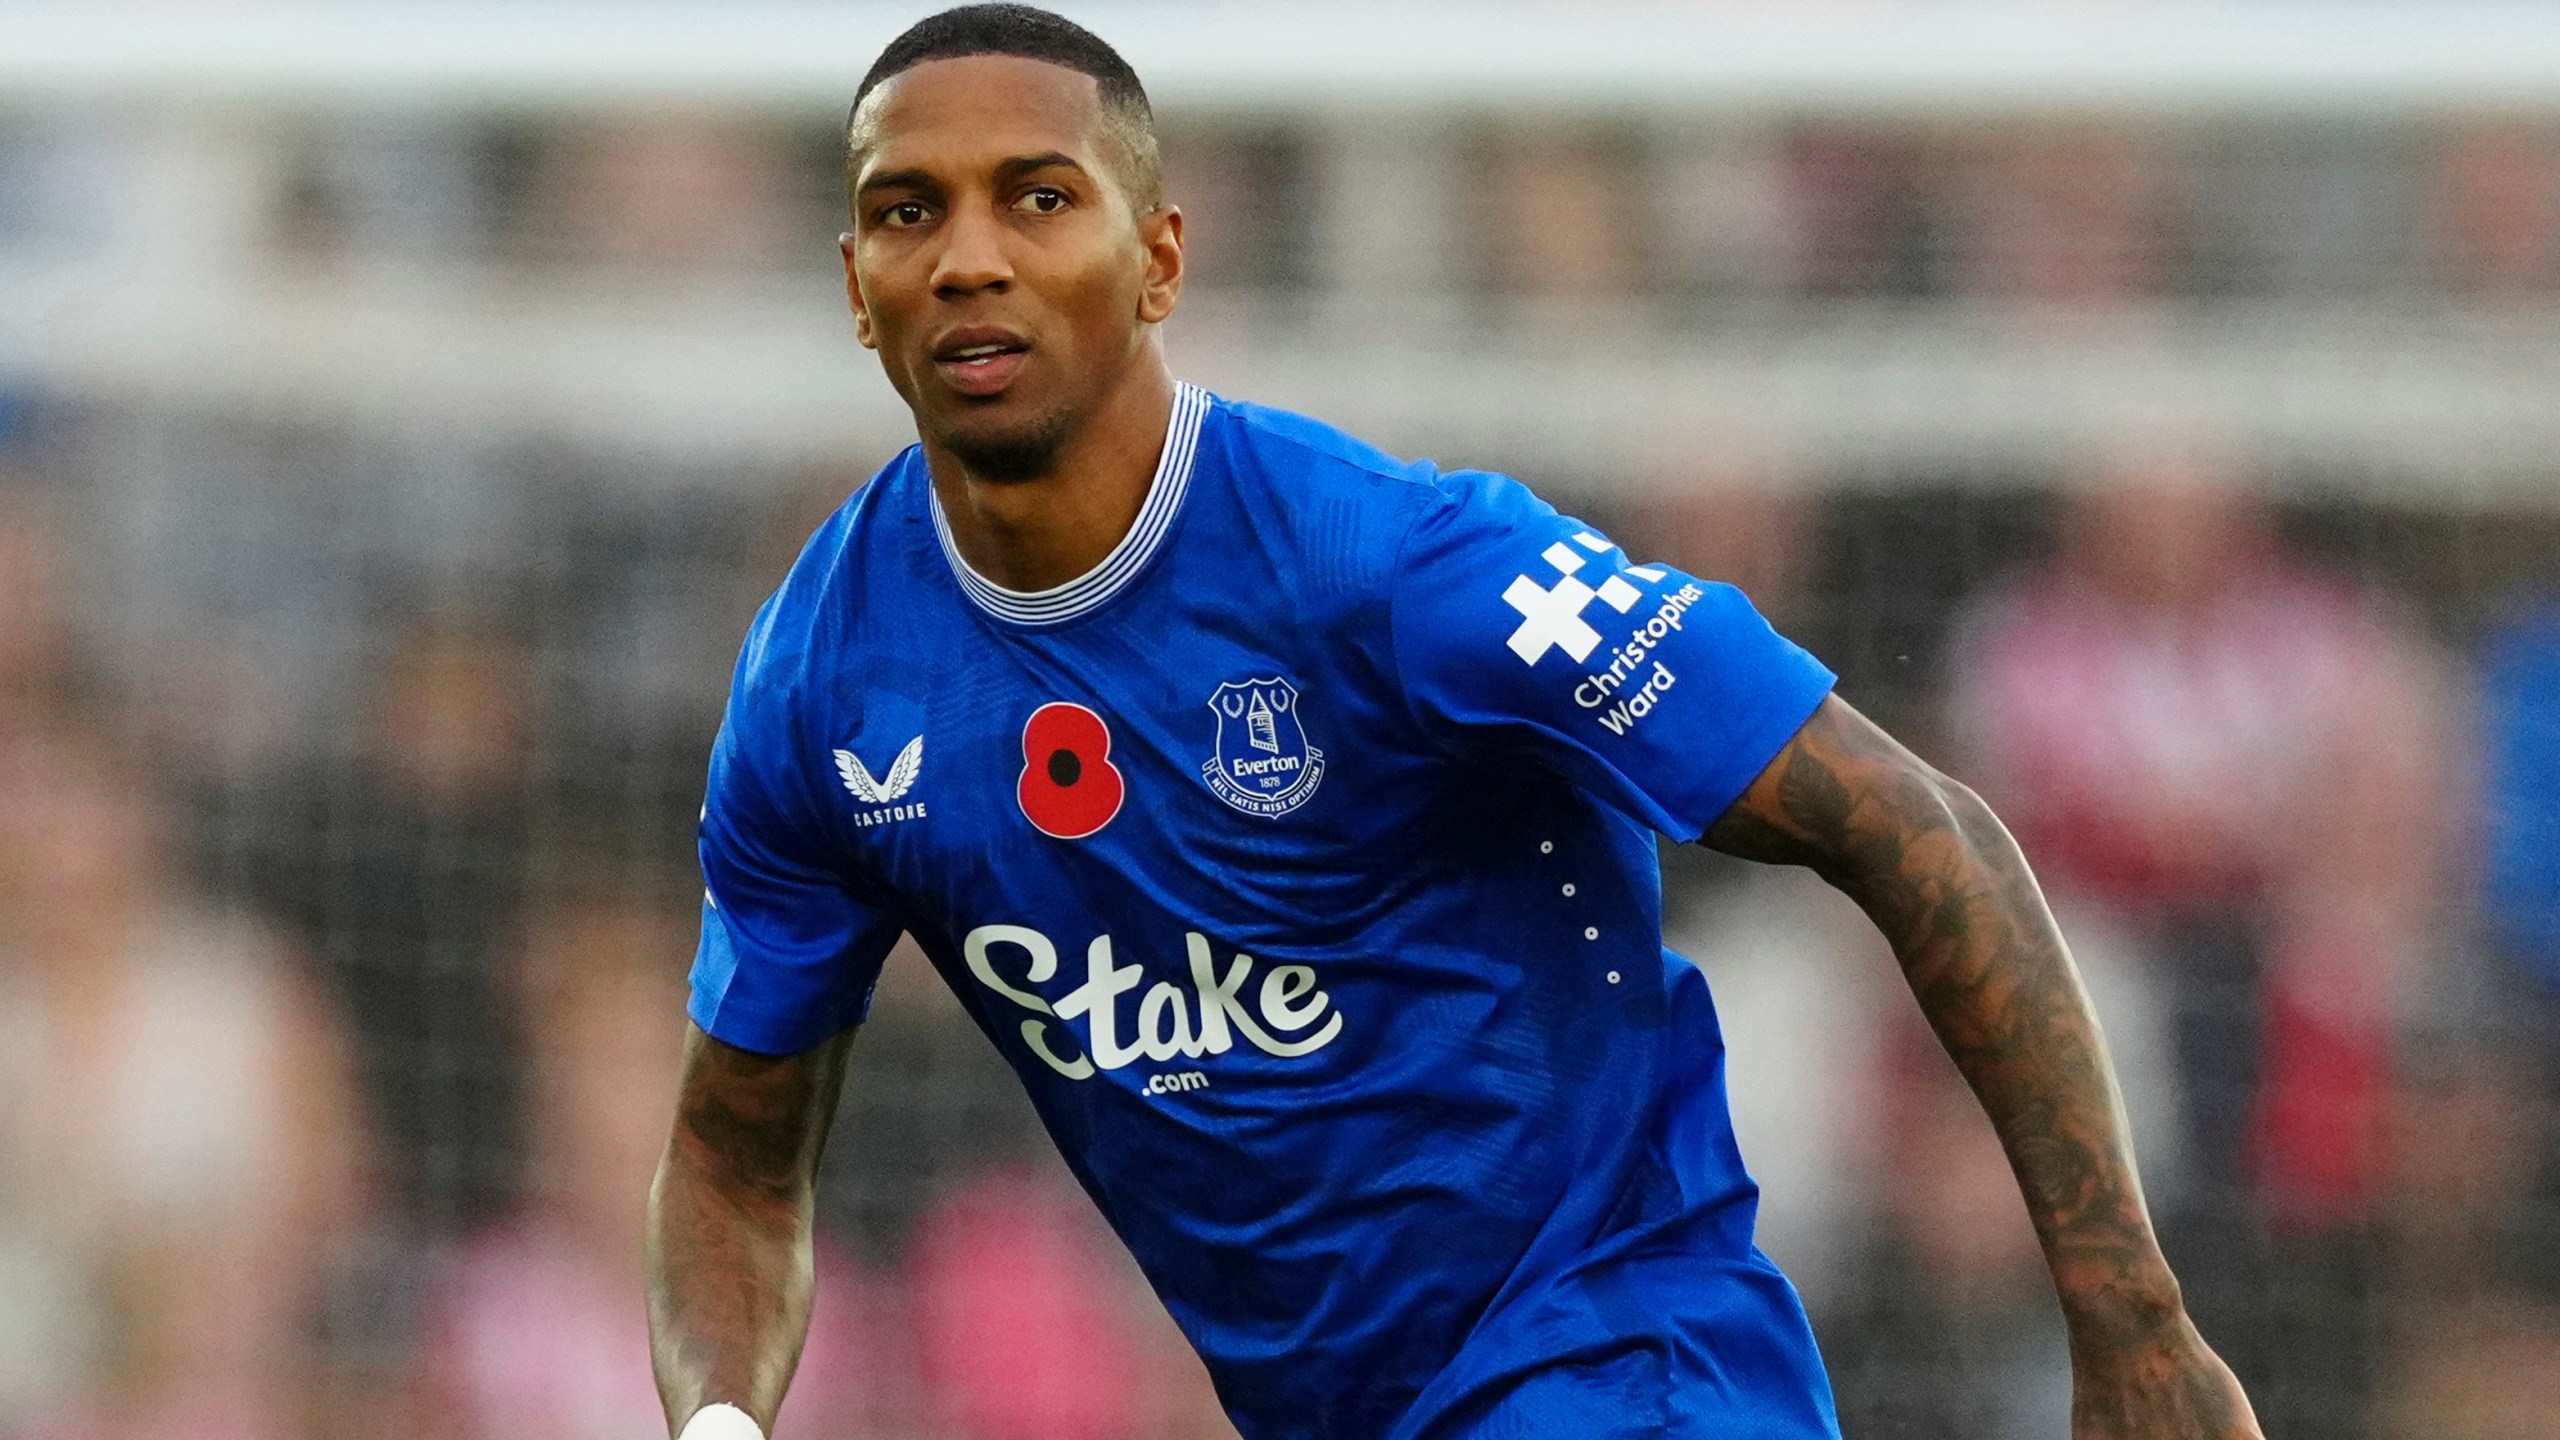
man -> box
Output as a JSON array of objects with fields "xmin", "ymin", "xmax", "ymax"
[{"xmin": 647, "ymin": 8, "xmax": 2263, "ymax": 1438}]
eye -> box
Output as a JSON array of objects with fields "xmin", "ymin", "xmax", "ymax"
[
  {"xmin": 1016, "ymin": 186, "xmax": 1070, "ymax": 215},
  {"xmin": 880, "ymin": 200, "xmax": 932, "ymax": 228}
]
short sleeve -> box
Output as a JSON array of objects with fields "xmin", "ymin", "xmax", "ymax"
[
  {"xmin": 1389, "ymin": 470, "xmax": 1835, "ymax": 840},
  {"xmin": 689, "ymin": 704, "xmax": 903, "ymax": 1057}
]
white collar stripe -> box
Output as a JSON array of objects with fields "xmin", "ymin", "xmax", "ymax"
[{"xmin": 931, "ymin": 383, "xmax": 1209, "ymax": 626}]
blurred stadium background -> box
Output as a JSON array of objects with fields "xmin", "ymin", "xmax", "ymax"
[{"xmin": 2, "ymin": 3, "xmax": 2558, "ymax": 1437}]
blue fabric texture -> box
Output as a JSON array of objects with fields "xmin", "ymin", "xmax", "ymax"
[
  {"xmin": 2486, "ymin": 604, "xmax": 2560, "ymax": 990},
  {"xmin": 689, "ymin": 386, "xmax": 1841, "ymax": 1439}
]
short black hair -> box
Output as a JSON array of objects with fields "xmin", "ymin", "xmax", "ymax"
[{"xmin": 846, "ymin": 4, "xmax": 1163, "ymax": 212}]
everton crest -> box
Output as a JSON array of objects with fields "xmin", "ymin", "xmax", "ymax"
[{"xmin": 1202, "ymin": 676, "xmax": 1326, "ymax": 818}]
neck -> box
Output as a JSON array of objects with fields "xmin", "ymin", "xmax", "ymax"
[{"xmin": 925, "ymin": 355, "xmax": 1178, "ymax": 593}]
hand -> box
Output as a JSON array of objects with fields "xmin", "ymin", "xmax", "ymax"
[{"xmin": 2068, "ymin": 1308, "xmax": 2263, "ymax": 1440}]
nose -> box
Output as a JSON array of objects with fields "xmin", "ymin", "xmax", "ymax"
[{"xmin": 930, "ymin": 199, "xmax": 1013, "ymax": 299}]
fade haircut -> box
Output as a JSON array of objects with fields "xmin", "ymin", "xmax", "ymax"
[{"xmin": 846, "ymin": 4, "xmax": 1164, "ymax": 215}]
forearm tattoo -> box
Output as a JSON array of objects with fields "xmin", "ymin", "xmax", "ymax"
[
  {"xmin": 1704, "ymin": 697, "xmax": 2174, "ymax": 1324},
  {"xmin": 648, "ymin": 1026, "xmax": 852, "ymax": 1430}
]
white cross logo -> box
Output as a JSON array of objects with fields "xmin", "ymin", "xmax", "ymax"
[{"xmin": 1501, "ymin": 533, "xmax": 1662, "ymax": 665}]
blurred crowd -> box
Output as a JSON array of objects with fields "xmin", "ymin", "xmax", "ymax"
[
  {"xmin": 5, "ymin": 417, "xmax": 2558, "ymax": 1440},
  {"xmin": 1652, "ymin": 458, "xmax": 2560, "ymax": 1440},
  {"xmin": 1, "ymin": 98, "xmax": 2559, "ymax": 1440},
  {"xmin": 0, "ymin": 442, "xmax": 1242, "ymax": 1440},
  {"xmin": 37, "ymin": 105, "xmax": 2559, "ymax": 307}
]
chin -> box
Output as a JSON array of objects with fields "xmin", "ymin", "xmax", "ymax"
[{"xmin": 931, "ymin": 398, "xmax": 1079, "ymax": 485}]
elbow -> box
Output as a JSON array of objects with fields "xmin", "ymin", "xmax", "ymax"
[
  {"xmin": 1824, "ymin": 759, "xmax": 2016, "ymax": 904},
  {"xmin": 1929, "ymin": 769, "xmax": 2006, "ymax": 847},
  {"xmin": 1927, "ymin": 769, "xmax": 2029, "ymax": 879},
  {"xmin": 1918, "ymin": 768, "xmax": 2048, "ymax": 913}
]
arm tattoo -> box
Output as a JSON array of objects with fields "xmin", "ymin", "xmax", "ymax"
[
  {"xmin": 1705, "ymin": 697, "xmax": 2179, "ymax": 1331},
  {"xmin": 648, "ymin": 1024, "xmax": 854, "ymax": 1432}
]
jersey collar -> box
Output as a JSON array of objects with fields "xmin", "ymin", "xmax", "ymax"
[{"xmin": 928, "ymin": 381, "xmax": 1211, "ymax": 628}]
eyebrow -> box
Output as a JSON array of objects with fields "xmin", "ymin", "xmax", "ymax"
[
  {"xmin": 855, "ymin": 151, "xmax": 1089, "ymax": 201},
  {"xmin": 855, "ymin": 167, "xmax": 937, "ymax": 200},
  {"xmin": 994, "ymin": 151, "xmax": 1086, "ymax": 185}
]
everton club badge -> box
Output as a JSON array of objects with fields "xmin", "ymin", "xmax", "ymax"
[{"xmin": 1202, "ymin": 676, "xmax": 1326, "ymax": 818}]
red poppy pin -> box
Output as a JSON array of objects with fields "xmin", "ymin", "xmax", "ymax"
[{"xmin": 1017, "ymin": 702, "xmax": 1126, "ymax": 839}]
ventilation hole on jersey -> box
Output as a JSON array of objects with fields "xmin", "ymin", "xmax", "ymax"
[
  {"xmin": 1561, "ymin": 883, "xmax": 1576, "ymax": 897},
  {"xmin": 1048, "ymin": 748, "xmax": 1082, "ymax": 786},
  {"xmin": 1606, "ymin": 971, "xmax": 1622, "ymax": 984},
  {"xmin": 1584, "ymin": 927, "xmax": 1599, "ymax": 940},
  {"xmin": 1539, "ymin": 840, "xmax": 1554, "ymax": 854}
]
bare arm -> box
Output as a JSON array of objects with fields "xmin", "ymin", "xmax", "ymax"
[
  {"xmin": 1704, "ymin": 695, "xmax": 2259, "ymax": 1440},
  {"xmin": 648, "ymin": 1021, "xmax": 855, "ymax": 1435}
]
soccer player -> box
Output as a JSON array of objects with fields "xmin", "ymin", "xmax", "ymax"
[{"xmin": 647, "ymin": 7, "xmax": 2263, "ymax": 1439}]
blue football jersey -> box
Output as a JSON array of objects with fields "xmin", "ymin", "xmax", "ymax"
[{"xmin": 691, "ymin": 384, "xmax": 1843, "ymax": 1440}]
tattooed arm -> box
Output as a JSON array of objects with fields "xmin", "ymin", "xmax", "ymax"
[
  {"xmin": 648, "ymin": 1022, "xmax": 855, "ymax": 1435},
  {"xmin": 1704, "ymin": 695, "xmax": 2260, "ymax": 1440}
]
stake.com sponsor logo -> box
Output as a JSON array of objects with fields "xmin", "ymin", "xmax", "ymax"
[{"xmin": 961, "ymin": 924, "xmax": 1344, "ymax": 1089}]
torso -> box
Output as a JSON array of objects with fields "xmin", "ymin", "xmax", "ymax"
[{"xmin": 698, "ymin": 388, "xmax": 1840, "ymax": 1439}]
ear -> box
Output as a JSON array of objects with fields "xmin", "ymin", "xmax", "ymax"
[
  {"xmin": 1136, "ymin": 205, "xmax": 1185, "ymax": 326},
  {"xmin": 841, "ymin": 231, "xmax": 877, "ymax": 350}
]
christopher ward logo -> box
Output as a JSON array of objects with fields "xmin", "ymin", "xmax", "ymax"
[
  {"xmin": 1202, "ymin": 677, "xmax": 1326, "ymax": 818},
  {"xmin": 835, "ymin": 735, "xmax": 926, "ymax": 827},
  {"xmin": 1499, "ymin": 531, "xmax": 1703, "ymax": 738},
  {"xmin": 1501, "ymin": 532, "xmax": 1667, "ymax": 665},
  {"xmin": 1576, "ymin": 582, "xmax": 1708, "ymax": 735},
  {"xmin": 962, "ymin": 923, "xmax": 1343, "ymax": 1085}
]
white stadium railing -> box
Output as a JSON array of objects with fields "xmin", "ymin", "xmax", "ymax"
[{"xmin": 5, "ymin": 2, "xmax": 2560, "ymax": 493}]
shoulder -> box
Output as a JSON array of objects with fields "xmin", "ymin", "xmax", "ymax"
[
  {"xmin": 2486, "ymin": 601, "xmax": 2560, "ymax": 687},
  {"xmin": 1201, "ymin": 393, "xmax": 1550, "ymax": 576},
  {"xmin": 730, "ymin": 449, "xmax": 926, "ymax": 720},
  {"xmin": 1210, "ymin": 394, "xmax": 1532, "ymax": 508},
  {"xmin": 1207, "ymin": 393, "xmax": 1402, "ymax": 470}
]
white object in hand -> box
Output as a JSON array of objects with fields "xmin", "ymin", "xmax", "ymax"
[{"xmin": 678, "ymin": 1403, "xmax": 765, "ymax": 1440}]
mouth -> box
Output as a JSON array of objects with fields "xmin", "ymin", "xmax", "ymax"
[{"xmin": 931, "ymin": 329, "xmax": 1032, "ymax": 397}]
